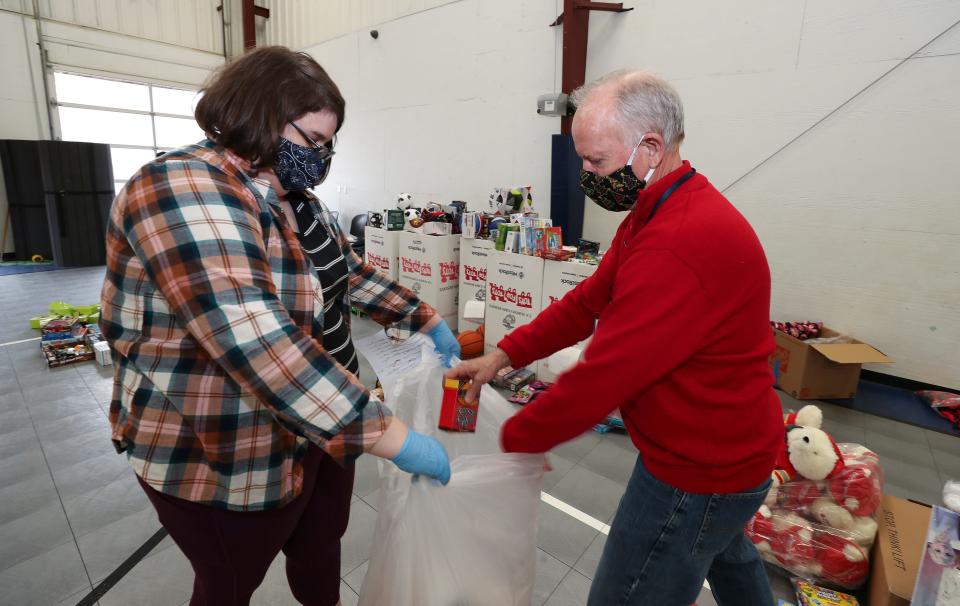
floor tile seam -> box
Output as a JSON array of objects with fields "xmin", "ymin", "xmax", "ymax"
[
  {"xmin": 0, "ymin": 533, "xmax": 78, "ymax": 574},
  {"xmin": 88, "ymin": 539, "xmax": 177, "ymax": 586},
  {"xmin": 12, "ymin": 366, "xmax": 97, "ymax": 591},
  {"xmin": 69, "ymin": 500, "xmax": 159, "ymax": 544},
  {"xmin": 922, "ymin": 428, "xmax": 952, "ymax": 488}
]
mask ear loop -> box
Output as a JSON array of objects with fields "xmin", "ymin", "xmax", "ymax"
[{"xmin": 626, "ymin": 136, "xmax": 656, "ymax": 183}]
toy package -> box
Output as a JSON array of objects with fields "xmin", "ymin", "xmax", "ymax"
[
  {"xmin": 911, "ymin": 504, "xmax": 960, "ymax": 605},
  {"xmin": 746, "ymin": 443, "xmax": 882, "ymax": 589},
  {"xmin": 792, "ymin": 578, "xmax": 859, "ymax": 606},
  {"xmin": 438, "ymin": 377, "xmax": 478, "ymax": 432},
  {"xmin": 576, "ymin": 239, "xmax": 600, "ymax": 263},
  {"xmin": 489, "ymin": 186, "xmax": 534, "ymax": 216}
]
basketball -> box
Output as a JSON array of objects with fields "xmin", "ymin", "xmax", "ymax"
[{"xmin": 457, "ymin": 325, "xmax": 485, "ymax": 359}]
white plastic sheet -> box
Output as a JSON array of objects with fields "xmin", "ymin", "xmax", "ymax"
[{"xmin": 359, "ymin": 346, "xmax": 545, "ymax": 606}]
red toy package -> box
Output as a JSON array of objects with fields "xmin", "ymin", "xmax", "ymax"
[{"xmin": 438, "ymin": 377, "xmax": 478, "ymax": 432}]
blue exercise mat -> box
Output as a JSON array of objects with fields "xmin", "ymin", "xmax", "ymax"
[
  {"xmin": 0, "ymin": 262, "xmax": 63, "ymax": 275},
  {"xmin": 827, "ymin": 380, "xmax": 960, "ymax": 437}
]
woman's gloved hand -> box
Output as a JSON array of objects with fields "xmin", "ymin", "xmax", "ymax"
[
  {"xmin": 426, "ymin": 320, "xmax": 460, "ymax": 368},
  {"xmin": 391, "ymin": 430, "xmax": 451, "ymax": 485}
]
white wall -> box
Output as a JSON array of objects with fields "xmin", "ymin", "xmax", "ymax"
[
  {"xmin": 0, "ymin": 8, "xmax": 50, "ymax": 255},
  {"xmin": 0, "ymin": 1, "xmax": 226, "ymax": 256},
  {"xmin": 300, "ymin": 0, "xmax": 561, "ymax": 228},
  {"xmin": 259, "ymin": 0, "xmax": 459, "ymax": 51},
  {"xmin": 580, "ymin": 0, "xmax": 960, "ymax": 389},
  {"xmin": 278, "ymin": 0, "xmax": 960, "ymax": 388}
]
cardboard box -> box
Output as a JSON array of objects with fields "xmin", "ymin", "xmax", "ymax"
[
  {"xmin": 542, "ymin": 259, "xmax": 597, "ymax": 307},
  {"xmin": 398, "ymin": 232, "xmax": 460, "ymax": 317},
  {"xmin": 869, "ymin": 494, "xmax": 931, "ymax": 606},
  {"xmin": 538, "ymin": 259, "xmax": 598, "ymax": 381},
  {"xmin": 458, "ymin": 238, "xmax": 495, "ymax": 331},
  {"xmin": 483, "ymin": 251, "xmax": 544, "ymax": 370},
  {"xmin": 770, "ymin": 326, "xmax": 892, "ymax": 400},
  {"xmin": 364, "ymin": 227, "xmax": 401, "ymax": 281}
]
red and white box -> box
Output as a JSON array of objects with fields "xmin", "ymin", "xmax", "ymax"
[
  {"xmin": 538, "ymin": 259, "xmax": 598, "ymax": 381},
  {"xmin": 398, "ymin": 231, "xmax": 460, "ymax": 322},
  {"xmin": 483, "ymin": 250, "xmax": 544, "ymax": 370},
  {"xmin": 364, "ymin": 227, "xmax": 401, "ymax": 281},
  {"xmin": 458, "ymin": 238, "xmax": 494, "ymax": 331}
]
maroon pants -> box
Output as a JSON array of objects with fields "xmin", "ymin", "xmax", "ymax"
[{"xmin": 138, "ymin": 445, "xmax": 355, "ymax": 606}]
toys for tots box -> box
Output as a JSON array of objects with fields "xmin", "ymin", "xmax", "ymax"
[
  {"xmin": 364, "ymin": 227, "xmax": 400, "ymax": 281},
  {"xmin": 398, "ymin": 232, "xmax": 460, "ymax": 321},
  {"xmin": 458, "ymin": 238, "xmax": 494, "ymax": 331},
  {"xmin": 539, "ymin": 260, "xmax": 597, "ymax": 381},
  {"xmin": 769, "ymin": 326, "xmax": 892, "ymax": 400},
  {"xmin": 484, "ymin": 251, "xmax": 544, "ymax": 370}
]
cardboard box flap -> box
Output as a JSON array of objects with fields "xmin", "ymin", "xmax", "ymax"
[{"xmin": 810, "ymin": 343, "xmax": 892, "ymax": 364}]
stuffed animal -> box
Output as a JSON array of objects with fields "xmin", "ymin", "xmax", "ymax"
[
  {"xmin": 771, "ymin": 513, "xmax": 820, "ymax": 575},
  {"xmin": 772, "ymin": 405, "xmax": 844, "ymax": 487},
  {"xmin": 809, "ymin": 496, "xmax": 854, "ymax": 530},
  {"xmin": 396, "ymin": 193, "xmax": 414, "ymax": 209},
  {"xmin": 745, "ymin": 505, "xmax": 776, "ymax": 555},
  {"xmin": 778, "ymin": 479, "xmax": 822, "ymax": 512},
  {"xmin": 828, "ymin": 455, "xmax": 881, "ymax": 517},
  {"xmin": 848, "ymin": 515, "xmax": 879, "ymax": 546},
  {"xmin": 816, "ymin": 532, "xmax": 869, "ymax": 588}
]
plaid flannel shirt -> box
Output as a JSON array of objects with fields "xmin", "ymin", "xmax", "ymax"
[{"xmin": 101, "ymin": 140, "xmax": 434, "ymax": 511}]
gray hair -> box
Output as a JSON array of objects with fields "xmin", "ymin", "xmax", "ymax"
[{"xmin": 570, "ymin": 70, "xmax": 685, "ymax": 150}]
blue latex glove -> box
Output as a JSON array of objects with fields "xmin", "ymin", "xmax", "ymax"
[
  {"xmin": 426, "ymin": 320, "xmax": 460, "ymax": 368},
  {"xmin": 391, "ymin": 430, "xmax": 451, "ymax": 485}
]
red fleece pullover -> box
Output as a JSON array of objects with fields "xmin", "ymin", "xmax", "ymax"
[{"xmin": 499, "ymin": 161, "xmax": 783, "ymax": 493}]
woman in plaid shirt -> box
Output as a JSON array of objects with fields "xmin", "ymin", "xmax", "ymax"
[{"xmin": 101, "ymin": 47, "xmax": 457, "ymax": 606}]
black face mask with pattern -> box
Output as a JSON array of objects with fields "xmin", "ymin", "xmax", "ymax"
[
  {"xmin": 578, "ymin": 137, "xmax": 654, "ymax": 212},
  {"xmin": 273, "ymin": 138, "xmax": 330, "ymax": 191}
]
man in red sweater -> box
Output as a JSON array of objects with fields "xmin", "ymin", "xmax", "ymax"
[{"xmin": 448, "ymin": 70, "xmax": 783, "ymax": 605}]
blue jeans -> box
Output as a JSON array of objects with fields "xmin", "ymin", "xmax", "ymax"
[{"xmin": 588, "ymin": 457, "xmax": 774, "ymax": 606}]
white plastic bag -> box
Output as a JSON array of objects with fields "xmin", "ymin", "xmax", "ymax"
[{"xmin": 359, "ymin": 345, "xmax": 545, "ymax": 606}]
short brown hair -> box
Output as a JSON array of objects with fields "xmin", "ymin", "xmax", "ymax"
[{"xmin": 195, "ymin": 46, "xmax": 345, "ymax": 166}]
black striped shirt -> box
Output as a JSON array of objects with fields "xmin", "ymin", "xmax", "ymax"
[{"xmin": 289, "ymin": 193, "xmax": 358, "ymax": 375}]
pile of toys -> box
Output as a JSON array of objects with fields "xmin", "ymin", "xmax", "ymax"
[
  {"xmin": 31, "ymin": 301, "xmax": 109, "ymax": 367},
  {"xmin": 367, "ymin": 194, "xmax": 467, "ymax": 237},
  {"xmin": 771, "ymin": 321, "xmax": 824, "ymax": 340},
  {"xmin": 368, "ymin": 189, "xmax": 603, "ymax": 263},
  {"xmin": 746, "ymin": 405, "xmax": 882, "ymax": 589}
]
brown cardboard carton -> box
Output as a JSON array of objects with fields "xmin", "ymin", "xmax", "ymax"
[
  {"xmin": 869, "ymin": 494, "xmax": 931, "ymax": 606},
  {"xmin": 770, "ymin": 326, "xmax": 892, "ymax": 400}
]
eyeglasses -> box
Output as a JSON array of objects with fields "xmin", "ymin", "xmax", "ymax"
[{"xmin": 290, "ymin": 122, "xmax": 336, "ymax": 160}]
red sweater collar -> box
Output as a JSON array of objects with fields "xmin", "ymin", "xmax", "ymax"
[{"xmin": 632, "ymin": 159, "xmax": 694, "ymax": 219}]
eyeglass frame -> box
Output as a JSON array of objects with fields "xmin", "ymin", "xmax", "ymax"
[{"xmin": 289, "ymin": 122, "xmax": 336, "ymax": 160}]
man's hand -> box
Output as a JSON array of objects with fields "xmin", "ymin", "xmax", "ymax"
[{"xmin": 444, "ymin": 348, "xmax": 512, "ymax": 403}]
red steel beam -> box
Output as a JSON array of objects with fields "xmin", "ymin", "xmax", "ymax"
[
  {"xmin": 560, "ymin": 0, "xmax": 590, "ymax": 134},
  {"xmin": 242, "ymin": 0, "xmax": 270, "ymax": 50},
  {"xmin": 557, "ymin": 1, "xmax": 631, "ymax": 133}
]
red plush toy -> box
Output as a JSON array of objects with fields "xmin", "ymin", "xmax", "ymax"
[
  {"xmin": 828, "ymin": 453, "xmax": 881, "ymax": 517},
  {"xmin": 816, "ymin": 532, "xmax": 870, "ymax": 588},
  {"xmin": 778, "ymin": 479, "xmax": 822, "ymax": 513},
  {"xmin": 745, "ymin": 505, "xmax": 776, "ymax": 555},
  {"xmin": 771, "ymin": 513, "xmax": 820, "ymax": 575}
]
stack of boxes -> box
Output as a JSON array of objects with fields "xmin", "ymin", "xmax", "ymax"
[{"xmin": 397, "ymin": 232, "xmax": 461, "ymax": 327}]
